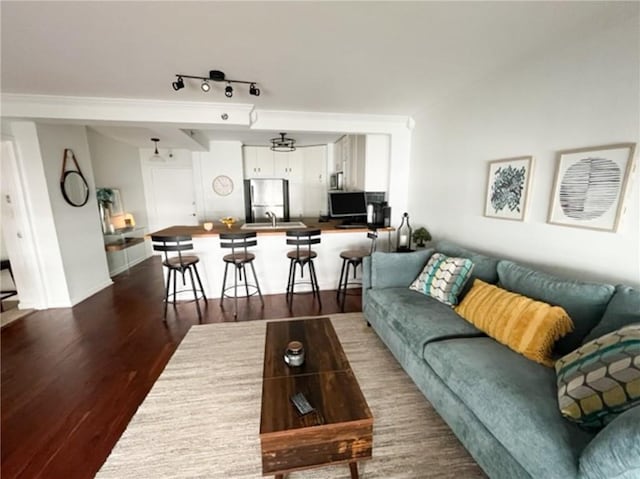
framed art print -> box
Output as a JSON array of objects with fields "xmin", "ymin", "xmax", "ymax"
[
  {"xmin": 548, "ymin": 143, "xmax": 636, "ymax": 232},
  {"xmin": 484, "ymin": 156, "xmax": 534, "ymax": 221}
]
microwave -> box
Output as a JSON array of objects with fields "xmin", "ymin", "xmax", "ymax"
[{"xmin": 330, "ymin": 171, "xmax": 344, "ymax": 190}]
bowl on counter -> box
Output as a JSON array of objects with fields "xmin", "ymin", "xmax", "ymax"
[{"xmin": 220, "ymin": 217, "xmax": 236, "ymax": 229}]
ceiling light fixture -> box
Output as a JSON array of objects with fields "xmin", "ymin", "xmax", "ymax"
[
  {"xmin": 171, "ymin": 69, "xmax": 260, "ymax": 97},
  {"xmin": 149, "ymin": 138, "xmax": 165, "ymax": 162},
  {"xmin": 270, "ymin": 132, "xmax": 296, "ymax": 152},
  {"xmin": 172, "ymin": 76, "xmax": 184, "ymax": 91}
]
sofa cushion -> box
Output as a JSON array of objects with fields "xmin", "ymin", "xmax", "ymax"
[
  {"xmin": 497, "ymin": 260, "xmax": 615, "ymax": 355},
  {"xmin": 434, "ymin": 240, "xmax": 500, "ymax": 284},
  {"xmin": 584, "ymin": 285, "xmax": 640, "ymax": 343},
  {"xmin": 555, "ymin": 324, "xmax": 640, "ymax": 429},
  {"xmin": 455, "ymin": 279, "xmax": 573, "ymax": 366},
  {"xmin": 409, "ymin": 253, "xmax": 474, "ymax": 306},
  {"xmin": 424, "ymin": 337, "xmax": 596, "ymax": 479},
  {"xmin": 366, "ymin": 287, "xmax": 484, "ymax": 359},
  {"xmin": 370, "ymin": 249, "xmax": 434, "ymax": 289},
  {"xmin": 579, "ymin": 405, "xmax": 640, "ymax": 479}
]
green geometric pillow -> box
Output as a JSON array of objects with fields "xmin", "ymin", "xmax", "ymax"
[
  {"xmin": 555, "ymin": 323, "xmax": 640, "ymax": 429},
  {"xmin": 409, "ymin": 253, "xmax": 474, "ymax": 306}
]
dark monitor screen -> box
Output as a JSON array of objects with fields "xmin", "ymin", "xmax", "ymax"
[{"xmin": 328, "ymin": 191, "xmax": 367, "ymax": 217}]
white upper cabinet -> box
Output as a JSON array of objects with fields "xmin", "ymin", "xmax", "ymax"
[
  {"xmin": 273, "ymin": 150, "xmax": 303, "ymax": 181},
  {"xmin": 243, "ymin": 146, "xmax": 274, "ymax": 178}
]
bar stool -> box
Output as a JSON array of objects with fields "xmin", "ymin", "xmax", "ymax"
[
  {"xmin": 219, "ymin": 232, "xmax": 264, "ymax": 318},
  {"xmin": 336, "ymin": 229, "xmax": 378, "ymax": 311},
  {"xmin": 151, "ymin": 235, "xmax": 207, "ymax": 320},
  {"xmin": 285, "ymin": 229, "xmax": 322, "ymax": 306}
]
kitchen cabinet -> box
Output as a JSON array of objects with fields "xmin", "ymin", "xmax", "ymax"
[
  {"xmin": 274, "ymin": 151, "xmax": 303, "ymax": 181},
  {"xmin": 243, "ymin": 146, "xmax": 274, "ymax": 178},
  {"xmin": 302, "ymin": 146, "xmax": 328, "ymax": 216}
]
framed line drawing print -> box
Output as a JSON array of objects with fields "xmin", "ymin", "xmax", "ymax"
[
  {"xmin": 484, "ymin": 156, "xmax": 534, "ymax": 221},
  {"xmin": 548, "ymin": 143, "xmax": 636, "ymax": 232}
]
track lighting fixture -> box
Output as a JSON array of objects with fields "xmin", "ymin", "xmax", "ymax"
[
  {"xmin": 270, "ymin": 133, "xmax": 296, "ymax": 152},
  {"xmin": 171, "ymin": 69, "xmax": 260, "ymax": 98},
  {"xmin": 172, "ymin": 76, "xmax": 184, "ymax": 91},
  {"xmin": 149, "ymin": 138, "xmax": 165, "ymax": 162}
]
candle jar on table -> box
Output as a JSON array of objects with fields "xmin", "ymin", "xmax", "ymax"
[{"xmin": 396, "ymin": 212, "xmax": 412, "ymax": 252}]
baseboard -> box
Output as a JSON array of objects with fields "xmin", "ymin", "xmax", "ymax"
[{"xmin": 70, "ymin": 278, "xmax": 114, "ymax": 306}]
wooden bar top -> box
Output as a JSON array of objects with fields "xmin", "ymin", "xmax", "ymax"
[{"xmin": 150, "ymin": 218, "xmax": 394, "ymax": 238}]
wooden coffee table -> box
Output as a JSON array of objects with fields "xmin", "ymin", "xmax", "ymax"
[{"xmin": 259, "ymin": 317, "xmax": 373, "ymax": 478}]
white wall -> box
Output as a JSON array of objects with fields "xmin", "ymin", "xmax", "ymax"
[
  {"xmin": 87, "ymin": 128, "xmax": 149, "ymax": 229},
  {"xmin": 9, "ymin": 122, "xmax": 70, "ymax": 307},
  {"xmin": 409, "ymin": 14, "xmax": 640, "ymax": 287},
  {"xmin": 36, "ymin": 123, "xmax": 112, "ymax": 304},
  {"xmin": 194, "ymin": 141, "xmax": 245, "ymax": 223}
]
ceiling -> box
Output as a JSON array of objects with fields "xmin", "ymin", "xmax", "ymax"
[{"xmin": 1, "ymin": 1, "xmax": 634, "ymax": 148}]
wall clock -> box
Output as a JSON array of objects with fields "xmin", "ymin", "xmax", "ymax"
[{"xmin": 212, "ymin": 175, "xmax": 234, "ymax": 196}]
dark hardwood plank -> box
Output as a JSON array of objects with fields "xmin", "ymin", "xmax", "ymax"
[{"xmin": 1, "ymin": 256, "xmax": 363, "ymax": 479}]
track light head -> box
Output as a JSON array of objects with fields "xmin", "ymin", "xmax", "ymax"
[
  {"xmin": 225, "ymin": 84, "xmax": 233, "ymax": 98},
  {"xmin": 249, "ymin": 83, "xmax": 260, "ymax": 96},
  {"xmin": 201, "ymin": 81, "xmax": 211, "ymax": 92},
  {"xmin": 172, "ymin": 76, "xmax": 184, "ymax": 91}
]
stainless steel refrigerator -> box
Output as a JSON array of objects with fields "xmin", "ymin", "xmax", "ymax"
[{"xmin": 244, "ymin": 179, "xmax": 290, "ymax": 222}]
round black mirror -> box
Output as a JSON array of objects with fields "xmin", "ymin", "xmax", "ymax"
[{"xmin": 60, "ymin": 170, "xmax": 89, "ymax": 207}]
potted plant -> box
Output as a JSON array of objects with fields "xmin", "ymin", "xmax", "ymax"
[
  {"xmin": 412, "ymin": 227, "xmax": 432, "ymax": 248},
  {"xmin": 96, "ymin": 188, "xmax": 114, "ymax": 233}
]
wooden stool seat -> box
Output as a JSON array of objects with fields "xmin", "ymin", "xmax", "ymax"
[
  {"xmin": 164, "ymin": 255, "xmax": 200, "ymax": 268},
  {"xmin": 339, "ymin": 249, "xmax": 368, "ymax": 262},
  {"xmin": 223, "ymin": 252, "xmax": 256, "ymax": 264},
  {"xmin": 286, "ymin": 250, "xmax": 317, "ymax": 260},
  {"xmin": 152, "ymin": 235, "xmax": 207, "ymax": 320}
]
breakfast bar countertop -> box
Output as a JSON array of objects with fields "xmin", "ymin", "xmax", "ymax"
[{"xmin": 150, "ymin": 219, "xmax": 394, "ymax": 238}]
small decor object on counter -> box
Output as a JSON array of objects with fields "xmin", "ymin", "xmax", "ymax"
[
  {"xmin": 284, "ymin": 340, "xmax": 305, "ymax": 367},
  {"xmin": 412, "ymin": 227, "xmax": 432, "ymax": 248},
  {"xmin": 396, "ymin": 212, "xmax": 413, "ymax": 252},
  {"xmin": 203, "ymin": 222, "xmax": 214, "ymax": 231},
  {"xmin": 219, "ymin": 217, "xmax": 236, "ymax": 229}
]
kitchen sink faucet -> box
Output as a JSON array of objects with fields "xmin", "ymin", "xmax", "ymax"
[{"xmin": 265, "ymin": 211, "xmax": 277, "ymax": 227}]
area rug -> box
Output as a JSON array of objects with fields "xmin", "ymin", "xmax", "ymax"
[{"xmin": 96, "ymin": 313, "xmax": 485, "ymax": 478}]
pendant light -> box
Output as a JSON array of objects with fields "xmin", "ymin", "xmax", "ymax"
[
  {"xmin": 149, "ymin": 138, "xmax": 165, "ymax": 162},
  {"xmin": 270, "ymin": 132, "xmax": 296, "ymax": 152}
]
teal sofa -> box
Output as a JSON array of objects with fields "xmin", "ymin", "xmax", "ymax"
[{"xmin": 362, "ymin": 241, "xmax": 640, "ymax": 479}]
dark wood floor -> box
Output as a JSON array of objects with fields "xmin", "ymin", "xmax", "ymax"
[{"xmin": 1, "ymin": 256, "xmax": 363, "ymax": 479}]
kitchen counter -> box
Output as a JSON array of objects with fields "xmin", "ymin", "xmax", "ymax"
[
  {"xmin": 150, "ymin": 219, "xmax": 393, "ymax": 238},
  {"xmin": 149, "ymin": 219, "xmax": 395, "ymax": 300}
]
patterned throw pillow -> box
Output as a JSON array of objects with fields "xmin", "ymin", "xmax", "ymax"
[
  {"xmin": 555, "ymin": 324, "xmax": 640, "ymax": 429},
  {"xmin": 409, "ymin": 253, "xmax": 474, "ymax": 306},
  {"xmin": 455, "ymin": 279, "xmax": 574, "ymax": 366}
]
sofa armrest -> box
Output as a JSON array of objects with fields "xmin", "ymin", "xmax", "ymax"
[
  {"xmin": 366, "ymin": 249, "xmax": 434, "ymax": 289},
  {"xmin": 579, "ymin": 406, "xmax": 640, "ymax": 479}
]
